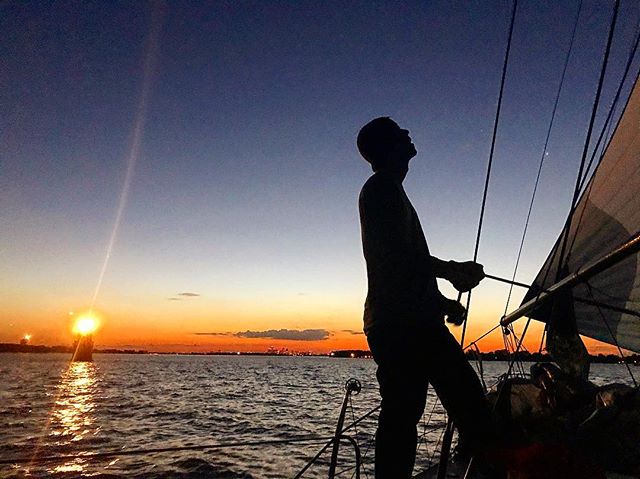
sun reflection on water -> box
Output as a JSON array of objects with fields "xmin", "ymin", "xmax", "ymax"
[{"xmin": 47, "ymin": 361, "xmax": 99, "ymax": 474}]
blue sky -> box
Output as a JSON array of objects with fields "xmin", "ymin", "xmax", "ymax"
[{"xmin": 1, "ymin": 0, "xmax": 639, "ymax": 350}]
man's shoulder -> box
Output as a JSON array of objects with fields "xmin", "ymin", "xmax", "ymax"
[
  {"xmin": 360, "ymin": 172, "xmax": 398, "ymax": 200},
  {"xmin": 359, "ymin": 173, "xmax": 405, "ymax": 219}
]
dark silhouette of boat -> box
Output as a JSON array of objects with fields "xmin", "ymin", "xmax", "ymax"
[{"xmin": 72, "ymin": 335, "xmax": 93, "ymax": 362}]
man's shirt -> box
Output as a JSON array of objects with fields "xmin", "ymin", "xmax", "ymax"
[{"xmin": 359, "ymin": 171, "xmax": 443, "ymax": 334}]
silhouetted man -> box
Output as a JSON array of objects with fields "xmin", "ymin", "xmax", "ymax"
[{"xmin": 357, "ymin": 117, "xmax": 495, "ymax": 478}]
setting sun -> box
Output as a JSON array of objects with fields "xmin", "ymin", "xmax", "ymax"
[{"xmin": 73, "ymin": 315, "xmax": 99, "ymax": 336}]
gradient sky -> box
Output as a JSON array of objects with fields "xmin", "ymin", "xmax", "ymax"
[{"xmin": 2, "ymin": 0, "xmax": 639, "ymax": 353}]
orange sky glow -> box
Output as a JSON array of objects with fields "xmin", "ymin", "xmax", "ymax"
[{"xmin": 2, "ymin": 298, "xmax": 621, "ymax": 355}]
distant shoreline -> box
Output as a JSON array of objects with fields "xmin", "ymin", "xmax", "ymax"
[
  {"xmin": 1, "ymin": 343, "xmax": 638, "ymax": 364},
  {"xmin": 0, "ymin": 343, "xmax": 325, "ymax": 356}
]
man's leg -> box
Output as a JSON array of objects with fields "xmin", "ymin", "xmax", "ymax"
[
  {"xmin": 423, "ymin": 325, "xmax": 496, "ymax": 453},
  {"xmin": 368, "ymin": 329, "xmax": 429, "ymax": 479}
]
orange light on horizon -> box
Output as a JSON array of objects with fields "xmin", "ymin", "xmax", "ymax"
[{"xmin": 73, "ymin": 314, "xmax": 99, "ymax": 336}]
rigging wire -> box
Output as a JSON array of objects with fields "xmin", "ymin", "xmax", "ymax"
[
  {"xmin": 555, "ymin": 0, "xmax": 621, "ymax": 278},
  {"xmin": 417, "ymin": 397, "xmax": 443, "ymax": 451},
  {"xmin": 348, "ymin": 396, "xmax": 369, "ymax": 479},
  {"xmin": 502, "ymin": 324, "xmax": 527, "ymax": 376},
  {"xmin": 502, "ymin": 0, "xmax": 583, "ymax": 317},
  {"xmin": 348, "ymin": 436, "xmax": 374, "ymax": 479},
  {"xmin": 509, "ymin": 325, "xmax": 530, "ymax": 354},
  {"xmin": 586, "ymin": 283, "xmax": 638, "ymax": 387},
  {"xmin": 563, "ymin": 26, "xmax": 640, "ymax": 259},
  {"xmin": 577, "ymin": 14, "xmax": 640, "ymax": 194},
  {"xmin": 537, "ymin": 326, "xmax": 547, "ymax": 354},
  {"xmin": 468, "ymin": 343, "xmax": 487, "ymax": 392},
  {"xmin": 428, "ymin": 424, "xmax": 448, "ymax": 467},
  {"xmin": 435, "ymin": 4, "xmax": 521, "ymax": 469},
  {"xmin": 533, "ymin": 0, "xmax": 624, "ymax": 359},
  {"xmin": 495, "ymin": 316, "xmax": 533, "ymax": 405},
  {"xmin": 463, "ymin": 323, "xmax": 502, "ymax": 351},
  {"xmin": 511, "ymin": 327, "xmax": 528, "ymax": 374},
  {"xmin": 293, "ymin": 405, "xmax": 380, "ymax": 479},
  {"xmin": 460, "ymin": 0, "xmax": 518, "ymax": 349},
  {"xmin": 582, "ymin": 282, "xmax": 640, "ymax": 304},
  {"xmin": 438, "ymin": 3, "xmax": 519, "ymax": 466},
  {"xmin": 535, "ymin": 6, "xmax": 639, "ymax": 359}
]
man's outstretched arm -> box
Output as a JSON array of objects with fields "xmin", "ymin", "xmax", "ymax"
[{"xmin": 431, "ymin": 257, "xmax": 485, "ymax": 293}]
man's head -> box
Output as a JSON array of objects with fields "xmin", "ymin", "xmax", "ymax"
[{"xmin": 356, "ymin": 117, "xmax": 417, "ymax": 171}]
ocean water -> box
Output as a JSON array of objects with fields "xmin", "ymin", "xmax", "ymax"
[{"xmin": 0, "ymin": 354, "xmax": 637, "ymax": 478}]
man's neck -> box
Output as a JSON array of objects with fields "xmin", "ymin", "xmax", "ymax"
[{"xmin": 377, "ymin": 165, "xmax": 408, "ymax": 184}]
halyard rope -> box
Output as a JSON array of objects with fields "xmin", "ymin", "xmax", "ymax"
[{"xmin": 460, "ymin": 0, "xmax": 518, "ymax": 349}]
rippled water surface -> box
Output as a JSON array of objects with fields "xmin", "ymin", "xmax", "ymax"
[{"xmin": 0, "ymin": 354, "xmax": 636, "ymax": 478}]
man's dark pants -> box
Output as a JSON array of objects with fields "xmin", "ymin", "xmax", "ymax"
[{"xmin": 367, "ymin": 321, "xmax": 493, "ymax": 478}]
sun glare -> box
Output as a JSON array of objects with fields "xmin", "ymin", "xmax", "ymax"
[{"xmin": 73, "ymin": 315, "xmax": 99, "ymax": 336}]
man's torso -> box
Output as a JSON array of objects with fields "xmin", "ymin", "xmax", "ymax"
[{"xmin": 358, "ymin": 172, "xmax": 442, "ymax": 334}]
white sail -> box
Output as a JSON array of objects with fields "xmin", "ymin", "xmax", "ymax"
[{"xmin": 523, "ymin": 74, "xmax": 640, "ymax": 353}]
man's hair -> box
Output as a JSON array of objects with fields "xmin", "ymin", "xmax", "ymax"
[{"xmin": 356, "ymin": 117, "xmax": 398, "ymax": 171}]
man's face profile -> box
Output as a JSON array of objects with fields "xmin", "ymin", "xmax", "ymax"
[
  {"xmin": 358, "ymin": 117, "xmax": 418, "ymax": 171},
  {"xmin": 389, "ymin": 123, "xmax": 418, "ymax": 164}
]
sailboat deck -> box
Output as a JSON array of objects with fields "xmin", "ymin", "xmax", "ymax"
[
  {"xmin": 413, "ymin": 459, "xmax": 471, "ymax": 478},
  {"xmin": 413, "ymin": 463, "xmax": 639, "ymax": 479}
]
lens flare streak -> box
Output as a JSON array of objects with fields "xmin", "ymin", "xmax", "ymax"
[{"xmin": 90, "ymin": 5, "xmax": 164, "ymax": 310}]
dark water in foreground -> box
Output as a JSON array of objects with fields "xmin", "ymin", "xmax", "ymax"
[{"xmin": 0, "ymin": 354, "xmax": 636, "ymax": 478}]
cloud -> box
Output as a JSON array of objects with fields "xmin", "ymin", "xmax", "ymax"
[
  {"xmin": 178, "ymin": 292, "xmax": 200, "ymax": 297},
  {"xmin": 194, "ymin": 332, "xmax": 229, "ymax": 336},
  {"xmin": 341, "ymin": 329, "xmax": 364, "ymax": 336},
  {"xmin": 168, "ymin": 297, "xmax": 182, "ymax": 301},
  {"xmin": 234, "ymin": 329, "xmax": 330, "ymax": 341}
]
